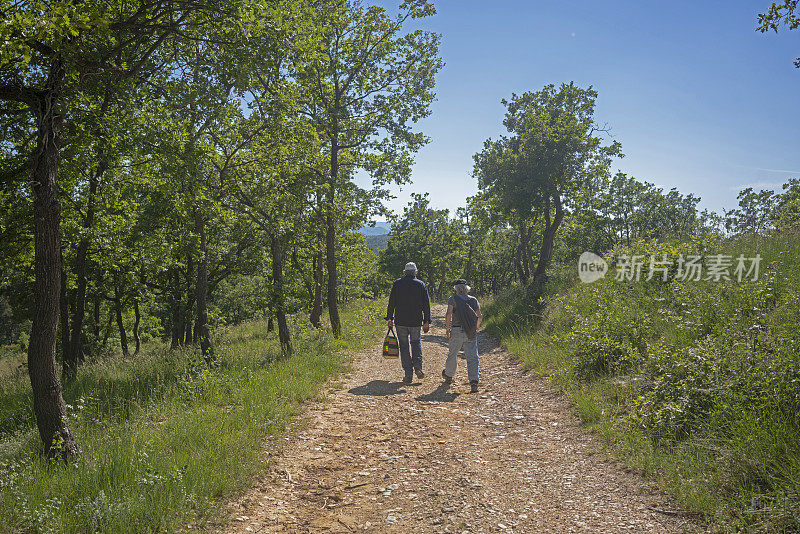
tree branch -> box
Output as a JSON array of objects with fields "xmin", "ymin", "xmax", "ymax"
[{"xmin": 0, "ymin": 84, "xmax": 40, "ymax": 107}]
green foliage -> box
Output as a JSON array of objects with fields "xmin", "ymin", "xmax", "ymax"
[
  {"xmin": 486, "ymin": 232, "xmax": 800, "ymax": 530},
  {"xmin": 337, "ymin": 233, "xmax": 386, "ymax": 302},
  {"xmin": 365, "ymin": 233, "xmax": 388, "ymax": 252},
  {"xmin": 725, "ymin": 187, "xmax": 776, "ymax": 235},
  {"xmin": 758, "ymin": 1, "xmax": 799, "ymax": 67},
  {"xmin": 298, "ymin": 0, "xmax": 443, "ymax": 188},
  {"xmin": 0, "ymin": 0, "xmax": 399, "ymax": 367},
  {"xmin": 771, "ymin": 178, "xmax": 800, "ymax": 230},
  {"xmin": 380, "ymin": 193, "xmax": 467, "ymax": 298},
  {"xmin": 379, "ymin": 190, "xmax": 526, "ymax": 298},
  {"xmin": 722, "ymin": 180, "xmax": 800, "ymax": 236},
  {"xmin": 0, "ymin": 300, "xmax": 385, "ymax": 533},
  {"xmin": 211, "ymin": 275, "xmax": 272, "ymax": 325},
  {"xmin": 473, "ymin": 83, "xmax": 622, "ymax": 283}
]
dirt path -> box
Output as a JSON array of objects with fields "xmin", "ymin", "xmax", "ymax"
[{"xmin": 224, "ymin": 305, "xmax": 692, "ymax": 533}]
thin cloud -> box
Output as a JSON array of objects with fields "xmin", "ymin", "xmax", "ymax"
[
  {"xmin": 728, "ymin": 163, "xmax": 800, "ymax": 175},
  {"xmin": 729, "ymin": 181, "xmax": 783, "ymax": 192},
  {"xmin": 753, "ymin": 167, "xmax": 800, "ymax": 174}
]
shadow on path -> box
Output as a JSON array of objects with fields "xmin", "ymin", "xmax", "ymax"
[
  {"xmin": 415, "ymin": 382, "xmax": 460, "ymax": 403},
  {"xmin": 348, "ymin": 380, "xmax": 408, "ymax": 397},
  {"xmin": 421, "ymin": 333, "xmax": 449, "ymax": 349}
]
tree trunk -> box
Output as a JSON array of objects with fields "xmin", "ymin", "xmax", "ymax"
[
  {"xmin": 310, "ymin": 250, "xmax": 323, "ymax": 328},
  {"xmin": 59, "ymin": 262, "xmax": 70, "ymax": 361},
  {"xmin": 194, "ymin": 209, "xmax": 214, "ymax": 363},
  {"xmin": 514, "ymin": 227, "xmax": 527, "ymax": 285},
  {"xmin": 27, "ymin": 58, "xmax": 78, "ymax": 458},
  {"xmin": 465, "ymin": 230, "xmax": 475, "ymax": 283},
  {"xmin": 191, "ymin": 297, "xmax": 198, "ymax": 342},
  {"xmin": 101, "ymin": 309, "xmax": 113, "ymax": 349},
  {"xmin": 525, "ymin": 215, "xmax": 538, "ymax": 278},
  {"xmin": 92, "ymin": 290, "xmax": 100, "ymax": 341},
  {"xmin": 325, "ymin": 128, "xmax": 343, "ymax": 337},
  {"xmin": 132, "ymin": 298, "xmax": 141, "ymax": 357},
  {"xmin": 270, "ymin": 233, "xmax": 292, "ymax": 355},
  {"xmin": 64, "ymin": 151, "xmax": 103, "ymax": 382},
  {"xmin": 184, "ymin": 253, "xmax": 194, "ymax": 344},
  {"xmin": 325, "ymin": 199, "xmax": 341, "ymax": 337},
  {"xmin": 171, "ymin": 268, "xmax": 183, "ymax": 348},
  {"xmin": 64, "ymin": 84, "xmax": 111, "ymax": 379},
  {"xmin": 520, "ymin": 222, "xmax": 531, "ymax": 282},
  {"xmin": 624, "ymin": 212, "xmax": 630, "ymax": 246},
  {"xmin": 267, "ymin": 315, "xmax": 274, "ymax": 332},
  {"xmin": 532, "ymin": 193, "xmax": 564, "ymax": 283},
  {"xmin": 113, "ymin": 275, "xmax": 129, "ymax": 358},
  {"xmin": 176, "ymin": 318, "xmax": 185, "ymax": 347}
]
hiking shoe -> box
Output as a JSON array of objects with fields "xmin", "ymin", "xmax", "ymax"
[
  {"xmin": 402, "ymin": 375, "xmax": 413, "ymax": 385},
  {"xmin": 415, "ymin": 368, "xmax": 425, "ymax": 379},
  {"xmin": 470, "ymin": 380, "xmax": 479, "ymax": 393},
  {"xmin": 441, "ymin": 370, "xmax": 452, "ymax": 384}
]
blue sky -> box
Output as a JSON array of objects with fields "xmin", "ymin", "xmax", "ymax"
[{"xmin": 357, "ymin": 0, "xmax": 800, "ymax": 218}]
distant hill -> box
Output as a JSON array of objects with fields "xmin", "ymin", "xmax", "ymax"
[
  {"xmin": 359, "ymin": 221, "xmax": 391, "ymax": 236},
  {"xmin": 366, "ymin": 234, "xmax": 389, "ymax": 252}
]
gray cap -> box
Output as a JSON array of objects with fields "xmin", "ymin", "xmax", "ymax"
[{"xmin": 404, "ymin": 262, "xmax": 417, "ymax": 272}]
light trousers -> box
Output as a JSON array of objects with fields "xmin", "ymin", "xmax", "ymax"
[{"xmin": 445, "ymin": 326, "xmax": 479, "ymax": 382}]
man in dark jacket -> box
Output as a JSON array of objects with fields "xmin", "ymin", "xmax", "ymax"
[{"xmin": 386, "ymin": 262, "xmax": 431, "ymax": 384}]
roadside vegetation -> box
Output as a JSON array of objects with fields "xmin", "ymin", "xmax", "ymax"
[
  {"xmin": 0, "ymin": 0, "xmax": 441, "ymax": 459},
  {"xmin": 0, "ymin": 300, "xmax": 384, "ymax": 533},
  {"xmin": 375, "ymin": 77, "xmax": 799, "ymax": 531},
  {"xmin": 375, "ymin": 60, "xmax": 800, "ymax": 529},
  {"xmin": 485, "ymin": 231, "xmax": 800, "ymax": 531},
  {"xmin": 2, "ymin": 0, "xmax": 798, "ymax": 532}
]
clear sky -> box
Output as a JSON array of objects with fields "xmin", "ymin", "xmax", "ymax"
[{"xmin": 356, "ymin": 0, "xmax": 800, "ymax": 219}]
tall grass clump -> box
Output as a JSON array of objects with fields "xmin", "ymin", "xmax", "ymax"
[
  {"xmin": 0, "ymin": 300, "xmax": 384, "ymax": 533},
  {"xmin": 486, "ymin": 233, "xmax": 800, "ymax": 531}
]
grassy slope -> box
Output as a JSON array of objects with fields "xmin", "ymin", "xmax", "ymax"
[
  {"xmin": 484, "ymin": 234, "xmax": 800, "ymax": 532},
  {"xmin": 0, "ymin": 300, "xmax": 384, "ymax": 533}
]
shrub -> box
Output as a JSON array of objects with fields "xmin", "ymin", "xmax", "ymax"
[{"xmin": 487, "ymin": 233, "xmax": 800, "ymax": 530}]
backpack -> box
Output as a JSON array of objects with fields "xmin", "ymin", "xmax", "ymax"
[
  {"xmin": 382, "ymin": 327, "xmax": 399, "ymax": 358},
  {"xmin": 453, "ymin": 294, "xmax": 479, "ymax": 340}
]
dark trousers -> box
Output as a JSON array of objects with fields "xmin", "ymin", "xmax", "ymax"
[{"xmin": 396, "ymin": 325, "xmax": 422, "ymax": 376}]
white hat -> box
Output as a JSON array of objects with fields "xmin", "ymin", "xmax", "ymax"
[{"xmin": 404, "ymin": 262, "xmax": 417, "ymax": 272}]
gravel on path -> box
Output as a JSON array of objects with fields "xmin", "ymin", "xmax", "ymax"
[{"xmin": 223, "ymin": 305, "xmax": 694, "ymax": 533}]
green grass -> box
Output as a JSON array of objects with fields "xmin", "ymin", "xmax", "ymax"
[
  {"xmin": 485, "ymin": 233, "xmax": 800, "ymax": 532},
  {"xmin": 0, "ymin": 300, "xmax": 385, "ymax": 533},
  {"xmin": 0, "ymin": 344, "xmax": 25, "ymax": 382}
]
